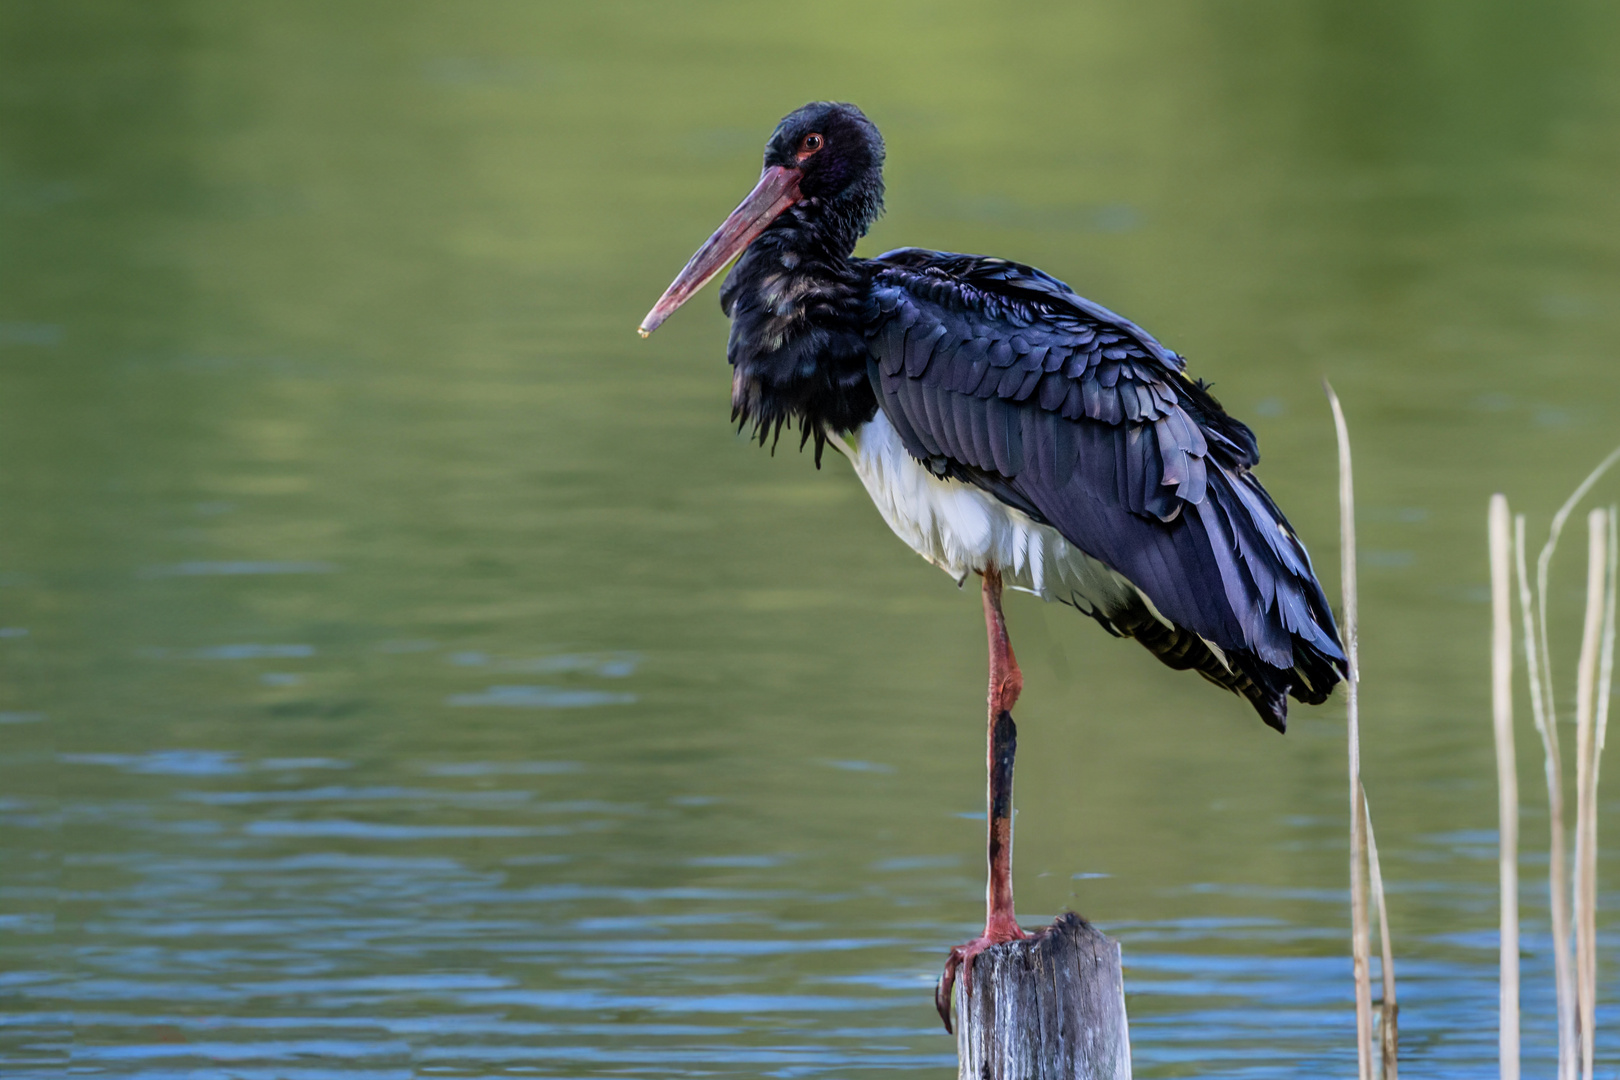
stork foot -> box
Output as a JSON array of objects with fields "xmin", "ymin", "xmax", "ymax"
[{"xmin": 933, "ymin": 916, "xmax": 1026, "ymax": 1033}]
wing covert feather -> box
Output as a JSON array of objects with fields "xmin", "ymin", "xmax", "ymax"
[{"xmin": 863, "ymin": 248, "xmax": 1344, "ymax": 724}]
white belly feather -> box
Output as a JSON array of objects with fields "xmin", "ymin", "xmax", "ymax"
[{"xmin": 829, "ymin": 412, "xmax": 1137, "ymax": 615}]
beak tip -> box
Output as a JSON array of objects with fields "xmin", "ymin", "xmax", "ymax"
[
  {"xmin": 638, "ymin": 308, "xmax": 668, "ymax": 337},
  {"xmin": 637, "ymin": 165, "xmax": 800, "ymax": 349}
]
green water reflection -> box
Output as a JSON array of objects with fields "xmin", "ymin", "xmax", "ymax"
[{"xmin": 5, "ymin": 1, "xmax": 1620, "ymax": 1075}]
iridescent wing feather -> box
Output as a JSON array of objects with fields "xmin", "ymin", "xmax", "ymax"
[{"xmin": 864, "ymin": 248, "xmax": 1345, "ymax": 729}]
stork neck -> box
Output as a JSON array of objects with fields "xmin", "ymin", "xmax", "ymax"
[
  {"xmin": 717, "ymin": 198, "xmax": 878, "ymax": 457},
  {"xmin": 755, "ymin": 195, "xmax": 865, "ymax": 269},
  {"xmin": 720, "ymin": 193, "xmax": 873, "ymax": 324}
]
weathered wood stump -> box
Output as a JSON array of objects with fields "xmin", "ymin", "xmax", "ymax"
[{"xmin": 953, "ymin": 912, "xmax": 1131, "ymax": 1080}]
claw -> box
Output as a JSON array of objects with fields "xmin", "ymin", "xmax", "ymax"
[
  {"xmin": 935, "ymin": 946, "xmax": 966, "ymax": 1032},
  {"xmin": 933, "ymin": 926, "xmax": 1024, "ymax": 1033},
  {"xmin": 935, "ymin": 942, "xmax": 982, "ymax": 1033}
]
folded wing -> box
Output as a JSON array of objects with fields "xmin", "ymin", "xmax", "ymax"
[{"xmin": 865, "ymin": 248, "xmax": 1345, "ymax": 729}]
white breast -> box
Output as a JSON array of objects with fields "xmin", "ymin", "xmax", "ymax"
[{"xmin": 829, "ymin": 412, "xmax": 1136, "ymax": 615}]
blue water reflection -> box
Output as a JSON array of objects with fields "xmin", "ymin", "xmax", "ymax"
[{"xmin": 5, "ymin": 748, "xmax": 1606, "ymax": 1075}]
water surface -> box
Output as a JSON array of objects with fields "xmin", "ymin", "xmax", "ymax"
[{"xmin": 5, "ymin": 2, "xmax": 1620, "ymax": 1075}]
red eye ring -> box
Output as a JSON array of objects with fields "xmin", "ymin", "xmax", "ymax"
[{"xmin": 796, "ymin": 132, "xmax": 824, "ymax": 159}]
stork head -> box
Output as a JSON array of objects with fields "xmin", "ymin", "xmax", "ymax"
[
  {"xmin": 639, "ymin": 102, "xmax": 885, "ymax": 336},
  {"xmin": 762, "ymin": 101, "xmax": 885, "ymax": 212}
]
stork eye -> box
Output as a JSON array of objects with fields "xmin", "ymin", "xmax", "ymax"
[{"xmin": 797, "ymin": 132, "xmax": 824, "ymax": 159}]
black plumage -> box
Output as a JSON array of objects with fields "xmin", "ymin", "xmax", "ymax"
[
  {"xmin": 861, "ymin": 248, "xmax": 1345, "ymax": 728},
  {"xmin": 642, "ymin": 101, "xmax": 1345, "ymax": 731}
]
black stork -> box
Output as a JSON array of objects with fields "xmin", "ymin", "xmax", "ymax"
[{"xmin": 638, "ymin": 102, "xmax": 1346, "ymax": 1031}]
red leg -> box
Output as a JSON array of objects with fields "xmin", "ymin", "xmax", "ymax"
[{"xmin": 936, "ymin": 566, "xmax": 1027, "ymax": 1032}]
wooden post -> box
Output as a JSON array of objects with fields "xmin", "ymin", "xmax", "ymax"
[{"xmin": 954, "ymin": 912, "xmax": 1132, "ymax": 1080}]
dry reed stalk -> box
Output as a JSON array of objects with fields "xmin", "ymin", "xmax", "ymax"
[
  {"xmin": 1594, "ymin": 505, "xmax": 1618, "ymax": 867},
  {"xmin": 1588, "ymin": 507, "xmax": 1618, "ymax": 1075},
  {"xmin": 1515, "ymin": 512, "xmax": 1576, "ymax": 1080},
  {"xmin": 1489, "ymin": 494, "xmax": 1519, "ymax": 1080},
  {"xmin": 1528, "ymin": 447, "xmax": 1620, "ymax": 1080},
  {"xmin": 1326, "ymin": 382, "xmax": 1373, "ymax": 1080},
  {"xmin": 1597, "ymin": 509, "xmax": 1618, "ymax": 768},
  {"xmin": 1573, "ymin": 510, "xmax": 1607, "ymax": 1080},
  {"xmin": 1536, "ymin": 449, "xmax": 1620, "ymax": 744},
  {"xmin": 1363, "ymin": 786, "xmax": 1397, "ymax": 1080}
]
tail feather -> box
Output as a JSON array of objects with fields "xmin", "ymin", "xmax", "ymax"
[{"xmin": 1099, "ymin": 596, "xmax": 1291, "ymax": 731}]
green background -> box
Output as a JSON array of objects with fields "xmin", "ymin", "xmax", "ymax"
[{"xmin": 4, "ymin": 1, "xmax": 1619, "ymax": 1074}]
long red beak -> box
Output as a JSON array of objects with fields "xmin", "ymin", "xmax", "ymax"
[{"xmin": 638, "ymin": 165, "xmax": 802, "ymax": 337}]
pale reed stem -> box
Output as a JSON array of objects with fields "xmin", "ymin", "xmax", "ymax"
[
  {"xmin": 1364, "ymin": 786, "xmax": 1397, "ymax": 1080},
  {"xmin": 1516, "ymin": 513, "xmax": 1575, "ymax": 1080},
  {"xmin": 1589, "ymin": 508, "xmax": 1618, "ymax": 1073},
  {"xmin": 1489, "ymin": 495, "xmax": 1519, "ymax": 1080},
  {"xmin": 1327, "ymin": 382, "xmax": 1373, "ymax": 1080},
  {"xmin": 1574, "ymin": 510, "xmax": 1606, "ymax": 1080},
  {"xmin": 1531, "ymin": 447, "xmax": 1618, "ymax": 1080},
  {"xmin": 1596, "ymin": 509, "xmax": 1618, "ymax": 766}
]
